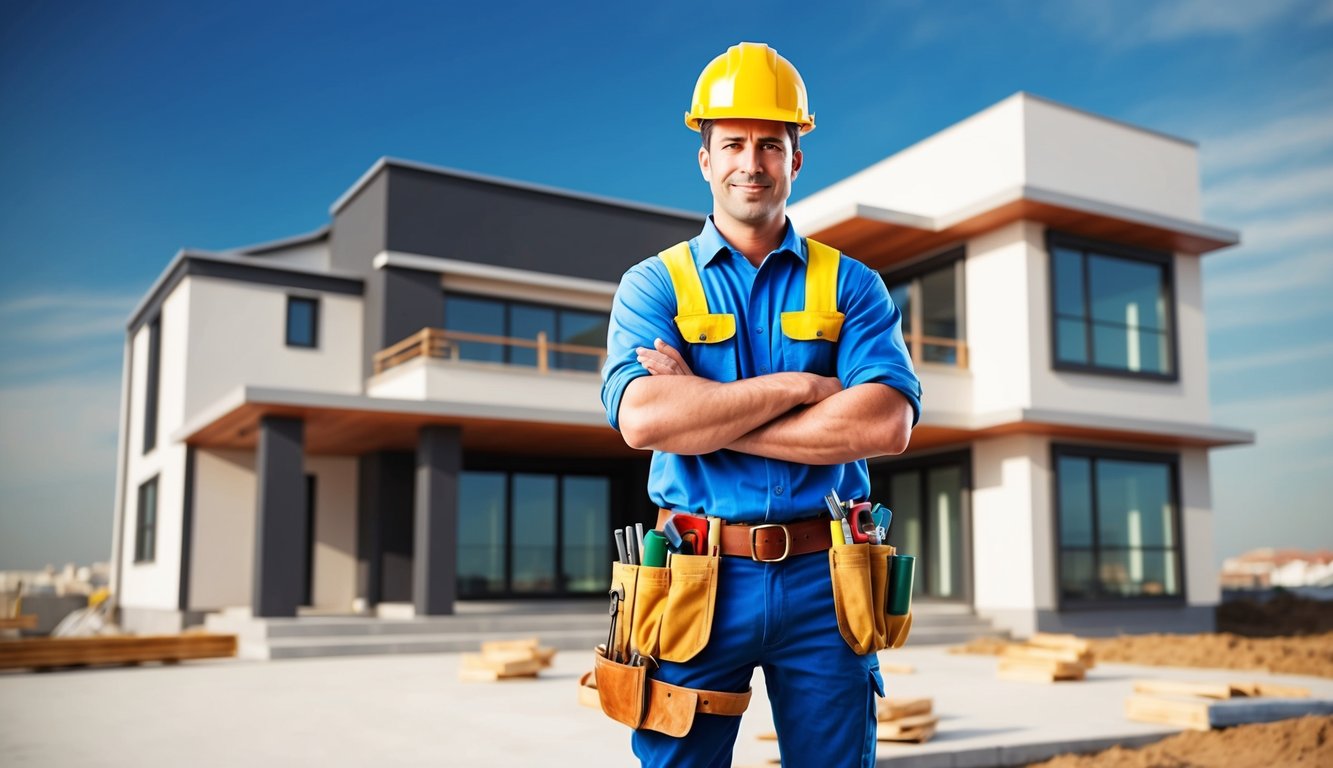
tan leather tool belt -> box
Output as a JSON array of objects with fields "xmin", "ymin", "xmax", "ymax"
[{"xmin": 656, "ymin": 509, "xmax": 833, "ymax": 562}]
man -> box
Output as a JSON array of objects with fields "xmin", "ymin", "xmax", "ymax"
[{"xmin": 600, "ymin": 42, "xmax": 922, "ymax": 767}]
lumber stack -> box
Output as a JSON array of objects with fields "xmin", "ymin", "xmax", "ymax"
[
  {"xmin": 0, "ymin": 633, "xmax": 236, "ymax": 671},
  {"xmin": 997, "ymin": 632, "xmax": 1093, "ymax": 682},
  {"xmin": 1126, "ymin": 678, "xmax": 1315, "ymax": 731},
  {"xmin": 459, "ymin": 637, "xmax": 556, "ymax": 682},
  {"xmin": 876, "ymin": 697, "xmax": 938, "ymax": 743}
]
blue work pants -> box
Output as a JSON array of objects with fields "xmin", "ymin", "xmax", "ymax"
[{"xmin": 631, "ymin": 549, "xmax": 882, "ymax": 767}]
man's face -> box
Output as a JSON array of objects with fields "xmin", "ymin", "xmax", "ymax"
[{"xmin": 699, "ymin": 119, "xmax": 802, "ymax": 230}]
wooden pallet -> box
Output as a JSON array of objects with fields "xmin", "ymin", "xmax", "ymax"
[
  {"xmin": 997, "ymin": 656, "xmax": 1087, "ymax": 682},
  {"xmin": 877, "ymin": 697, "xmax": 932, "ymax": 721},
  {"xmin": 0, "ymin": 633, "xmax": 236, "ymax": 670},
  {"xmin": 1133, "ymin": 679, "xmax": 1311, "ymax": 700},
  {"xmin": 877, "ymin": 713, "xmax": 938, "ymax": 743}
]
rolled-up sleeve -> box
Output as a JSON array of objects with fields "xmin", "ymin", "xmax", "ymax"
[
  {"xmin": 600, "ymin": 259, "xmax": 681, "ymax": 431},
  {"xmin": 836, "ymin": 259, "xmax": 923, "ymax": 425}
]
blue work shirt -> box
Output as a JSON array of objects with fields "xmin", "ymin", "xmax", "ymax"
[{"xmin": 601, "ymin": 217, "xmax": 922, "ymax": 523}]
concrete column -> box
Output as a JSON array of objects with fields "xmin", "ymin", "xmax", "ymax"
[
  {"xmin": 253, "ymin": 416, "xmax": 307, "ymax": 618},
  {"xmin": 414, "ymin": 425, "xmax": 461, "ymax": 616}
]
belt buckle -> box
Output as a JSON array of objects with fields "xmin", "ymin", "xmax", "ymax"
[{"xmin": 749, "ymin": 524, "xmax": 791, "ymax": 563}]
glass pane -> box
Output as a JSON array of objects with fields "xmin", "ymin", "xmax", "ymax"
[
  {"xmin": 922, "ymin": 343, "xmax": 957, "ymax": 365},
  {"xmin": 926, "ymin": 466, "xmax": 964, "ymax": 599},
  {"xmin": 1088, "ymin": 255, "xmax": 1166, "ymax": 331},
  {"xmin": 1091, "ymin": 321, "xmax": 1132, "ymax": 370},
  {"xmin": 1057, "ymin": 456, "xmax": 1093, "ymax": 546},
  {"xmin": 1131, "ymin": 549, "xmax": 1180, "ymax": 596},
  {"xmin": 1136, "ymin": 328, "xmax": 1171, "ymax": 375},
  {"xmin": 1097, "ymin": 549, "xmax": 1136, "ymax": 596},
  {"xmin": 509, "ymin": 304, "xmax": 557, "ymax": 368},
  {"xmin": 1059, "ymin": 549, "xmax": 1095, "ymax": 601},
  {"xmin": 561, "ymin": 476, "xmax": 609, "ymax": 593},
  {"xmin": 512, "ymin": 474, "xmax": 557, "ymax": 592},
  {"xmin": 557, "ymin": 310, "xmax": 609, "ymax": 372},
  {"xmin": 1097, "ymin": 460, "xmax": 1174, "ymax": 548},
  {"xmin": 287, "ymin": 299, "xmax": 315, "ymax": 346},
  {"xmin": 457, "ymin": 472, "xmax": 506, "ymax": 595},
  {"xmin": 444, "ymin": 295, "xmax": 505, "ymax": 363},
  {"xmin": 886, "ymin": 472, "xmax": 923, "ymax": 596},
  {"xmin": 1055, "ymin": 318, "xmax": 1088, "ymax": 364},
  {"xmin": 1052, "ymin": 247, "xmax": 1085, "ymax": 317},
  {"xmin": 886, "ymin": 281, "xmax": 912, "ymax": 333},
  {"xmin": 919, "ymin": 267, "xmax": 957, "ymax": 341}
]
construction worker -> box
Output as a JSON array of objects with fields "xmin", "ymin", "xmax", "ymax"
[{"xmin": 601, "ymin": 42, "xmax": 921, "ymax": 766}]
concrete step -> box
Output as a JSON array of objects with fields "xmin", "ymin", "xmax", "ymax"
[{"xmin": 255, "ymin": 628, "xmax": 604, "ymax": 660}]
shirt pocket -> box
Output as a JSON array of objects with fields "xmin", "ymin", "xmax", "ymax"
[
  {"xmin": 677, "ymin": 313, "xmax": 739, "ymax": 382},
  {"xmin": 780, "ymin": 311, "xmax": 841, "ymax": 376}
]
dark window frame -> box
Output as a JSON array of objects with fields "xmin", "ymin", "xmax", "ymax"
[
  {"xmin": 285, "ymin": 295, "xmax": 320, "ymax": 349},
  {"xmin": 1051, "ymin": 443, "xmax": 1186, "ymax": 611},
  {"xmin": 456, "ymin": 457, "xmax": 615, "ymax": 599},
  {"xmin": 143, "ymin": 316, "xmax": 161, "ymax": 454},
  {"xmin": 1046, "ymin": 230, "xmax": 1179, "ymax": 382},
  {"xmin": 880, "ymin": 246, "xmax": 967, "ymax": 367},
  {"xmin": 134, "ymin": 475, "xmax": 159, "ymax": 563},
  {"xmin": 442, "ymin": 291, "xmax": 609, "ymax": 372}
]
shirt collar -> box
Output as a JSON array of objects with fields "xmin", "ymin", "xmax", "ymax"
[{"xmin": 696, "ymin": 216, "xmax": 807, "ymax": 267}]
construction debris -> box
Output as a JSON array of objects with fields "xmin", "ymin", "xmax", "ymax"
[
  {"xmin": 996, "ymin": 632, "xmax": 1094, "ymax": 682},
  {"xmin": 459, "ymin": 637, "xmax": 556, "ymax": 682}
]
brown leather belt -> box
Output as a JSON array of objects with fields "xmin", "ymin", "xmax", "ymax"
[{"xmin": 656, "ymin": 509, "xmax": 832, "ymax": 563}]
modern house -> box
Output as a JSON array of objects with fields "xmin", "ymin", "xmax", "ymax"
[{"xmin": 111, "ymin": 92, "xmax": 1250, "ymax": 643}]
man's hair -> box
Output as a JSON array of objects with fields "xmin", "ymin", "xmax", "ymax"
[{"xmin": 699, "ymin": 120, "xmax": 800, "ymax": 154}]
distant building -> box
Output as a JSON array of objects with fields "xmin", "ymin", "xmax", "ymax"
[
  {"xmin": 112, "ymin": 93, "xmax": 1251, "ymax": 639},
  {"xmin": 1221, "ymin": 549, "xmax": 1333, "ymax": 589}
]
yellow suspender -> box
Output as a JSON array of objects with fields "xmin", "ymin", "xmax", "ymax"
[{"xmin": 657, "ymin": 239, "xmax": 844, "ymax": 344}]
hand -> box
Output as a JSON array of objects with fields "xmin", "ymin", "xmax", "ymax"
[{"xmin": 637, "ymin": 338, "xmax": 694, "ymax": 377}]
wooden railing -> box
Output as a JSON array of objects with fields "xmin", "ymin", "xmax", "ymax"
[
  {"xmin": 373, "ymin": 328, "xmax": 607, "ymax": 375},
  {"xmin": 905, "ymin": 333, "xmax": 969, "ymax": 369}
]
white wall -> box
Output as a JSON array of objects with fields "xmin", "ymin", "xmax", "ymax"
[
  {"xmin": 964, "ymin": 221, "xmax": 1035, "ymax": 415},
  {"xmin": 970, "ymin": 435, "xmax": 1046, "ymax": 614},
  {"xmin": 307, "ymin": 455, "xmax": 358, "ymax": 611},
  {"xmin": 1023, "ymin": 96, "xmax": 1201, "ymax": 222},
  {"xmin": 369, "ymin": 357, "xmax": 605, "ymax": 420},
  {"xmin": 182, "ymin": 276, "xmax": 363, "ymax": 419},
  {"xmin": 1180, "ymin": 447, "xmax": 1218, "ymax": 606},
  {"xmin": 190, "ymin": 448, "xmax": 256, "ymax": 610},
  {"xmin": 121, "ymin": 285, "xmax": 193, "ymax": 611}
]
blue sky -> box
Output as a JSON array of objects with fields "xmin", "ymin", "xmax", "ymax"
[{"xmin": 1, "ymin": 0, "xmax": 1330, "ymax": 571}]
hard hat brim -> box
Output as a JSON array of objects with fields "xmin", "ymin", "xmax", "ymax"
[{"xmin": 685, "ymin": 107, "xmax": 816, "ymax": 134}]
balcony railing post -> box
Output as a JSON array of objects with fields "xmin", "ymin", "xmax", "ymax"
[{"xmin": 536, "ymin": 331, "xmax": 549, "ymax": 373}]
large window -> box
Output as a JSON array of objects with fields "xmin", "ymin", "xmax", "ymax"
[
  {"xmin": 135, "ymin": 476, "xmax": 158, "ymax": 563},
  {"xmin": 143, "ymin": 316, "xmax": 161, "ymax": 454},
  {"xmin": 870, "ymin": 451, "xmax": 970, "ymax": 601},
  {"xmin": 456, "ymin": 469, "xmax": 610, "ymax": 597},
  {"xmin": 882, "ymin": 249, "xmax": 966, "ymax": 366},
  {"xmin": 1049, "ymin": 233, "xmax": 1175, "ymax": 379},
  {"xmin": 443, "ymin": 293, "xmax": 608, "ymax": 372},
  {"xmin": 1054, "ymin": 445, "xmax": 1182, "ymax": 605}
]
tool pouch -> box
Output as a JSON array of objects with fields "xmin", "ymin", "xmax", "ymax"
[
  {"xmin": 828, "ymin": 543, "xmax": 913, "ymax": 654},
  {"xmin": 583, "ymin": 645, "xmax": 752, "ymax": 737},
  {"xmin": 613, "ymin": 555, "xmax": 719, "ymax": 664}
]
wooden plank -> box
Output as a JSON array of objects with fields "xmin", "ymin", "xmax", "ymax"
[
  {"xmin": 1133, "ymin": 679, "xmax": 1241, "ymax": 700},
  {"xmin": 458, "ymin": 666, "xmax": 539, "ymax": 682},
  {"xmin": 1028, "ymin": 632, "xmax": 1092, "ymax": 654},
  {"xmin": 0, "ymin": 634, "xmax": 236, "ymax": 670},
  {"xmin": 1124, "ymin": 694, "xmax": 1212, "ymax": 731},
  {"xmin": 1003, "ymin": 644, "xmax": 1089, "ymax": 665},
  {"xmin": 879, "ymin": 662, "xmax": 915, "ymax": 675},
  {"xmin": 0, "ymin": 615, "xmax": 39, "ymax": 630},
  {"xmin": 460, "ymin": 653, "xmax": 544, "ymax": 677},
  {"xmin": 878, "ymin": 697, "xmax": 932, "ymax": 721},
  {"xmin": 997, "ymin": 658, "xmax": 1086, "ymax": 682},
  {"xmin": 1251, "ymin": 682, "xmax": 1312, "ymax": 699}
]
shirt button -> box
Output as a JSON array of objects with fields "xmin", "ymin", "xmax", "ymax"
[
  {"xmin": 774, "ymin": 486, "xmax": 784, "ymax": 496},
  {"xmin": 756, "ymin": 326, "xmax": 764, "ymax": 334}
]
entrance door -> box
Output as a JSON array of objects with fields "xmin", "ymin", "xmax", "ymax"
[{"xmin": 870, "ymin": 452, "xmax": 970, "ymax": 601}]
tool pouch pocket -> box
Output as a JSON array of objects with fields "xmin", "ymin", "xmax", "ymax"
[
  {"xmin": 658, "ymin": 553, "xmax": 719, "ymax": 663},
  {"xmin": 592, "ymin": 646, "xmax": 652, "ymax": 730},
  {"xmin": 829, "ymin": 543, "xmax": 911, "ymax": 655}
]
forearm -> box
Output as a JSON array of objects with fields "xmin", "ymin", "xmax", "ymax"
[
  {"xmin": 618, "ymin": 372, "xmax": 820, "ymax": 454},
  {"xmin": 728, "ymin": 383, "xmax": 913, "ymax": 464}
]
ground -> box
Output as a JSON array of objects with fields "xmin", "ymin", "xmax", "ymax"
[{"xmin": 957, "ymin": 593, "xmax": 1333, "ymax": 767}]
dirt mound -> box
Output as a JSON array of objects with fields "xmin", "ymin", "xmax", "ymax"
[
  {"xmin": 1027, "ymin": 715, "xmax": 1333, "ymax": 767},
  {"xmin": 1090, "ymin": 632, "xmax": 1333, "ymax": 679},
  {"xmin": 1217, "ymin": 592, "xmax": 1333, "ymax": 637}
]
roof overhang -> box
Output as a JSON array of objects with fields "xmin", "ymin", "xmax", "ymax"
[
  {"xmin": 799, "ymin": 185, "xmax": 1240, "ymax": 270},
  {"xmin": 174, "ymin": 386, "xmax": 640, "ymax": 458},
  {"xmin": 908, "ymin": 406, "xmax": 1254, "ymax": 452}
]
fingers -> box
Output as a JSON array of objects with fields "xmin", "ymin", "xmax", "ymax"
[
  {"xmin": 653, "ymin": 338, "xmax": 693, "ymax": 376},
  {"xmin": 637, "ymin": 346, "xmax": 685, "ymax": 376}
]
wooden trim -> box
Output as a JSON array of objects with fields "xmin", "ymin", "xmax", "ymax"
[{"xmin": 373, "ymin": 328, "xmax": 606, "ymax": 375}]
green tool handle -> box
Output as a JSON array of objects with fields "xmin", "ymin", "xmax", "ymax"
[{"xmin": 888, "ymin": 554, "xmax": 915, "ymax": 616}]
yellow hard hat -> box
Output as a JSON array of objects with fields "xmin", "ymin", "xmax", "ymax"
[{"xmin": 685, "ymin": 42, "xmax": 815, "ymax": 134}]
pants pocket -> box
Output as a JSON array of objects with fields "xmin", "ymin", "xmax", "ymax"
[
  {"xmin": 657, "ymin": 553, "xmax": 719, "ymax": 663},
  {"xmin": 828, "ymin": 544, "xmax": 878, "ymax": 655}
]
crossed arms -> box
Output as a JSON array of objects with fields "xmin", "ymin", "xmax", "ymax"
[{"xmin": 617, "ymin": 338, "xmax": 913, "ymax": 465}]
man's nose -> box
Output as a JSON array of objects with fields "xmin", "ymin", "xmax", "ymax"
[{"xmin": 739, "ymin": 144, "xmax": 763, "ymax": 173}]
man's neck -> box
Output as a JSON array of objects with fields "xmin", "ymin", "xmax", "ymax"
[{"xmin": 712, "ymin": 213, "xmax": 788, "ymax": 267}]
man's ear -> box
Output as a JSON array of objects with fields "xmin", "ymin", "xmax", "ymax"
[
  {"xmin": 791, "ymin": 148, "xmax": 802, "ymax": 181},
  {"xmin": 698, "ymin": 146, "xmax": 712, "ymax": 182}
]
